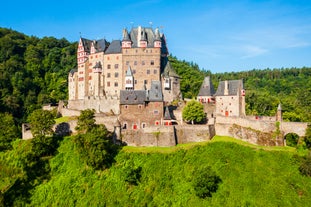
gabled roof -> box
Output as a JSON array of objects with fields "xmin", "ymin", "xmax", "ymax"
[
  {"xmin": 198, "ymin": 76, "xmax": 214, "ymax": 96},
  {"xmin": 120, "ymin": 90, "xmax": 146, "ymax": 105},
  {"xmin": 105, "ymin": 40, "xmax": 121, "ymax": 54},
  {"xmin": 214, "ymin": 80, "xmax": 244, "ymax": 96},
  {"xmin": 163, "ymin": 106, "xmax": 172, "ymax": 120},
  {"xmin": 148, "ymin": 81, "xmax": 163, "ymax": 102},
  {"xmin": 162, "ymin": 61, "xmax": 179, "ymax": 78}
]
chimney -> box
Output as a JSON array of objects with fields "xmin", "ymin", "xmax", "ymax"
[{"xmin": 224, "ymin": 80, "xmax": 229, "ymax": 95}]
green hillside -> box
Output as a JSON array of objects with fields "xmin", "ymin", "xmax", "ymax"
[{"xmin": 2, "ymin": 136, "xmax": 310, "ymax": 206}]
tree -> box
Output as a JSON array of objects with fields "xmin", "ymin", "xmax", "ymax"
[
  {"xmin": 182, "ymin": 100, "xmax": 206, "ymax": 124},
  {"xmin": 75, "ymin": 109, "xmax": 96, "ymax": 133},
  {"xmin": 73, "ymin": 124, "xmax": 117, "ymax": 170},
  {"xmin": 304, "ymin": 124, "xmax": 311, "ymax": 149},
  {"xmin": 28, "ymin": 109, "xmax": 55, "ymax": 137},
  {"xmin": 0, "ymin": 113, "xmax": 19, "ymax": 151},
  {"xmin": 192, "ymin": 166, "xmax": 222, "ymax": 198}
]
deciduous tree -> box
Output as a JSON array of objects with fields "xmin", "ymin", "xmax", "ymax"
[{"xmin": 182, "ymin": 100, "xmax": 206, "ymax": 124}]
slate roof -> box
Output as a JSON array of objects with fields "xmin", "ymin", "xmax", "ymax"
[
  {"xmin": 214, "ymin": 80, "xmax": 243, "ymax": 96},
  {"xmin": 198, "ymin": 76, "xmax": 215, "ymax": 96},
  {"xmin": 93, "ymin": 62, "xmax": 102, "ymax": 69},
  {"xmin": 80, "ymin": 38, "xmax": 92, "ymax": 52},
  {"xmin": 95, "ymin": 39, "xmax": 109, "ymax": 52},
  {"xmin": 105, "ymin": 40, "xmax": 121, "ymax": 54},
  {"xmin": 69, "ymin": 69, "xmax": 77, "ymax": 76},
  {"xmin": 148, "ymin": 81, "xmax": 163, "ymax": 102},
  {"xmin": 125, "ymin": 66, "xmax": 133, "ymax": 76},
  {"xmin": 120, "ymin": 90, "xmax": 146, "ymax": 105},
  {"xmin": 162, "ymin": 61, "xmax": 179, "ymax": 78},
  {"xmin": 163, "ymin": 106, "xmax": 172, "ymax": 120}
]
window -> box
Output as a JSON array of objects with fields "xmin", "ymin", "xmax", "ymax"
[
  {"xmin": 107, "ymin": 64, "xmax": 111, "ymax": 69},
  {"xmin": 144, "ymin": 80, "xmax": 148, "ymax": 85},
  {"xmin": 124, "ymin": 105, "xmax": 128, "ymax": 109},
  {"xmin": 107, "ymin": 57, "xmax": 110, "ymax": 60},
  {"xmin": 154, "ymin": 110, "xmax": 159, "ymax": 115},
  {"xmin": 142, "ymin": 123, "xmax": 146, "ymax": 128},
  {"xmin": 147, "ymin": 69, "xmax": 150, "ymax": 74},
  {"xmin": 107, "ymin": 82, "xmax": 110, "ymax": 87},
  {"xmin": 138, "ymin": 104, "xmax": 143, "ymax": 109},
  {"xmin": 126, "ymin": 61, "xmax": 129, "ymax": 65},
  {"xmin": 142, "ymin": 60, "xmax": 145, "ymax": 65},
  {"xmin": 126, "ymin": 79, "xmax": 132, "ymax": 84},
  {"xmin": 134, "ymin": 61, "xmax": 137, "ymax": 65},
  {"xmin": 115, "ymin": 72, "xmax": 119, "ymax": 78},
  {"xmin": 150, "ymin": 60, "xmax": 154, "ymax": 65},
  {"xmin": 133, "ymin": 70, "xmax": 136, "ymax": 74},
  {"xmin": 134, "ymin": 80, "xmax": 137, "ymax": 84},
  {"xmin": 154, "ymin": 69, "xmax": 157, "ymax": 74},
  {"xmin": 114, "ymin": 82, "xmax": 118, "ymax": 87},
  {"xmin": 123, "ymin": 123, "xmax": 127, "ymax": 129},
  {"xmin": 114, "ymin": 64, "xmax": 119, "ymax": 69},
  {"xmin": 107, "ymin": 73, "xmax": 111, "ymax": 78}
]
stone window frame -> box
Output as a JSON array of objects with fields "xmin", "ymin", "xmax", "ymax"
[
  {"xmin": 114, "ymin": 64, "xmax": 119, "ymax": 69},
  {"xmin": 153, "ymin": 110, "xmax": 159, "ymax": 115},
  {"xmin": 114, "ymin": 82, "xmax": 118, "ymax": 87},
  {"xmin": 150, "ymin": 60, "xmax": 154, "ymax": 65},
  {"xmin": 154, "ymin": 69, "xmax": 157, "ymax": 74},
  {"xmin": 107, "ymin": 64, "xmax": 111, "ymax": 69},
  {"xmin": 115, "ymin": 72, "xmax": 119, "ymax": 78},
  {"xmin": 147, "ymin": 69, "xmax": 150, "ymax": 75}
]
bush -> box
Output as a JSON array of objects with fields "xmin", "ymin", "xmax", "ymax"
[
  {"xmin": 192, "ymin": 166, "xmax": 222, "ymax": 198},
  {"xmin": 299, "ymin": 153, "xmax": 311, "ymax": 177}
]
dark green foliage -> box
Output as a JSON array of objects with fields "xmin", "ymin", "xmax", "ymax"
[
  {"xmin": 27, "ymin": 109, "xmax": 56, "ymax": 137},
  {"xmin": 75, "ymin": 109, "xmax": 96, "ymax": 133},
  {"xmin": 192, "ymin": 166, "xmax": 221, "ymax": 198},
  {"xmin": 285, "ymin": 133, "xmax": 299, "ymax": 147},
  {"xmin": 304, "ymin": 124, "xmax": 311, "ymax": 149},
  {"xmin": 299, "ymin": 153, "xmax": 311, "ymax": 177},
  {"xmin": 0, "ymin": 113, "xmax": 19, "ymax": 151},
  {"xmin": 124, "ymin": 165, "xmax": 142, "ymax": 186},
  {"xmin": 182, "ymin": 100, "xmax": 206, "ymax": 124},
  {"xmin": 0, "ymin": 27, "xmax": 76, "ymax": 124},
  {"xmin": 73, "ymin": 124, "xmax": 118, "ymax": 170}
]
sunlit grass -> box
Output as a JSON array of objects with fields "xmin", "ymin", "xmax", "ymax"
[
  {"xmin": 122, "ymin": 135, "xmax": 297, "ymax": 154},
  {"xmin": 55, "ymin": 116, "xmax": 77, "ymax": 124}
]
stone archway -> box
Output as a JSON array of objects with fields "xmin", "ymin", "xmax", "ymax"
[{"xmin": 284, "ymin": 133, "xmax": 300, "ymax": 147}]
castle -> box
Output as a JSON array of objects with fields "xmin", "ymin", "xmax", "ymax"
[
  {"xmin": 68, "ymin": 26, "xmax": 181, "ymax": 117},
  {"xmin": 23, "ymin": 25, "xmax": 308, "ymax": 147}
]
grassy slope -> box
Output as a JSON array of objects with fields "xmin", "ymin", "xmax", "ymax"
[{"xmin": 29, "ymin": 136, "xmax": 311, "ymax": 207}]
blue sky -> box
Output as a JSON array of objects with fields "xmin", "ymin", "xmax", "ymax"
[{"xmin": 1, "ymin": 0, "xmax": 311, "ymax": 73}]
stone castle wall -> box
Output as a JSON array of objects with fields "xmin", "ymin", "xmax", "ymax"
[
  {"xmin": 121, "ymin": 125, "xmax": 213, "ymax": 147},
  {"xmin": 68, "ymin": 98, "xmax": 120, "ymax": 114}
]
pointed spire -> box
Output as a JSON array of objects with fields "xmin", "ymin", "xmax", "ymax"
[
  {"xmin": 154, "ymin": 27, "xmax": 161, "ymax": 41},
  {"xmin": 122, "ymin": 28, "xmax": 130, "ymax": 41},
  {"xmin": 126, "ymin": 66, "xmax": 133, "ymax": 76},
  {"xmin": 164, "ymin": 106, "xmax": 172, "ymax": 120}
]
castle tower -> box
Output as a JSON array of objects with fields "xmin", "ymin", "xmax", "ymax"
[
  {"xmin": 154, "ymin": 28, "xmax": 162, "ymax": 48},
  {"xmin": 276, "ymin": 103, "xmax": 282, "ymax": 121},
  {"xmin": 125, "ymin": 66, "xmax": 134, "ymax": 90},
  {"xmin": 93, "ymin": 61, "xmax": 103, "ymax": 97},
  {"xmin": 197, "ymin": 76, "xmax": 215, "ymax": 103},
  {"xmin": 122, "ymin": 28, "xmax": 132, "ymax": 48}
]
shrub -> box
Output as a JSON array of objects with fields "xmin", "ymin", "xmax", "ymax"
[
  {"xmin": 192, "ymin": 166, "xmax": 222, "ymax": 198},
  {"xmin": 299, "ymin": 153, "xmax": 311, "ymax": 177}
]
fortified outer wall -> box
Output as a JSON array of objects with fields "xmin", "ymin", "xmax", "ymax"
[
  {"xmin": 281, "ymin": 122, "xmax": 308, "ymax": 137},
  {"xmin": 215, "ymin": 116, "xmax": 282, "ymax": 146},
  {"xmin": 121, "ymin": 125, "xmax": 213, "ymax": 147},
  {"xmin": 68, "ymin": 98, "xmax": 120, "ymax": 114}
]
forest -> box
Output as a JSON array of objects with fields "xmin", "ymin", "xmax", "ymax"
[{"xmin": 1, "ymin": 27, "xmax": 311, "ymax": 206}]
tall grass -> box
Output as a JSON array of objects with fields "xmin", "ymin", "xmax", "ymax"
[{"xmin": 28, "ymin": 136, "xmax": 311, "ymax": 206}]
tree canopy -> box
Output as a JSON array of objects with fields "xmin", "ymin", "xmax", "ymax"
[
  {"xmin": 182, "ymin": 100, "xmax": 206, "ymax": 124},
  {"xmin": 27, "ymin": 109, "xmax": 55, "ymax": 137}
]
